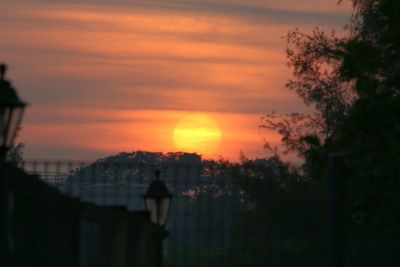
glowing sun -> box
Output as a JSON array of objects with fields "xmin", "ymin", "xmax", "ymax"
[{"xmin": 173, "ymin": 114, "xmax": 221, "ymax": 156}]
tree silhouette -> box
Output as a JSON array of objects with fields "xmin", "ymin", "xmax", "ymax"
[{"xmin": 263, "ymin": 0, "xmax": 400, "ymax": 265}]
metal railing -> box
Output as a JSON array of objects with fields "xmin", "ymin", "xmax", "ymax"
[
  {"xmin": 21, "ymin": 160, "xmax": 243, "ymax": 267},
  {"xmin": 19, "ymin": 159, "xmax": 331, "ymax": 267},
  {"xmin": 13, "ymin": 157, "xmax": 400, "ymax": 267}
]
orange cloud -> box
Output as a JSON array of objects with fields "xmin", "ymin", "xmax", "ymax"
[
  {"xmin": 2, "ymin": 1, "xmax": 350, "ymax": 161},
  {"xmin": 20, "ymin": 107, "xmax": 279, "ymax": 161}
]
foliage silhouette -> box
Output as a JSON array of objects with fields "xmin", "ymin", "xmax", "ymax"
[
  {"xmin": 262, "ymin": 0, "xmax": 400, "ymax": 265},
  {"xmin": 226, "ymin": 156, "xmax": 329, "ymax": 267}
]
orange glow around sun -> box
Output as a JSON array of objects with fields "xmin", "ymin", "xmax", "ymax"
[{"xmin": 173, "ymin": 114, "xmax": 221, "ymax": 156}]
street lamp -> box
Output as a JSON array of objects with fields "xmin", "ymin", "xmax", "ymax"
[
  {"xmin": 0, "ymin": 63, "xmax": 27, "ymax": 160},
  {"xmin": 143, "ymin": 170, "xmax": 173, "ymax": 267},
  {"xmin": 143, "ymin": 169, "xmax": 173, "ymax": 226}
]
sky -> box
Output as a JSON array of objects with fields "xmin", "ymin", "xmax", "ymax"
[{"xmin": 0, "ymin": 0, "xmax": 352, "ymax": 162}]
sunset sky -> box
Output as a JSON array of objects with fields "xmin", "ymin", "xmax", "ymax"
[{"xmin": 1, "ymin": 0, "xmax": 352, "ymax": 161}]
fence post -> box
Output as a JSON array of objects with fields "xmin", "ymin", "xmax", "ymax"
[
  {"xmin": 0, "ymin": 163, "xmax": 11, "ymax": 267},
  {"xmin": 329, "ymin": 154, "xmax": 345, "ymax": 267},
  {"xmin": 110, "ymin": 206, "xmax": 128, "ymax": 267}
]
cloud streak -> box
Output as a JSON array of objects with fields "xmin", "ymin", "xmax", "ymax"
[{"xmin": 1, "ymin": 0, "xmax": 351, "ymax": 160}]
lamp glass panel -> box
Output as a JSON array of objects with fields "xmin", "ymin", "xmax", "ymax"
[
  {"xmin": 5, "ymin": 107, "xmax": 24, "ymax": 147},
  {"xmin": 145, "ymin": 198, "xmax": 158, "ymax": 224},
  {"xmin": 0, "ymin": 106, "xmax": 11, "ymax": 147},
  {"xmin": 159, "ymin": 198, "xmax": 171, "ymax": 226}
]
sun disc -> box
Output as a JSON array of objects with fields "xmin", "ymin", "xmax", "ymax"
[{"xmin": 173, "ymin": 114, "xmax": 221, "ymax": 156}]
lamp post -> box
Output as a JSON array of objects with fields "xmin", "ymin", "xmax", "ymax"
[
  {"xmin": 0, "ymin": 63, "xmax": 26, "ymax": 161},
  {"xmin": 143, "ymin": 170, "xmax": 173, "ymax": 267},
  {"xmin": 0, "ymin": 63, "xmax": 26, "ymax": 266}
]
